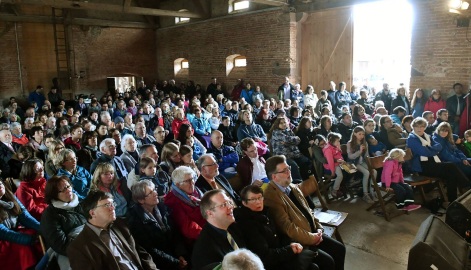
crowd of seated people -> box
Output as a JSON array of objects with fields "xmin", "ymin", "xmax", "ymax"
[{"xmin": 1, "ymin": 77, "xmax": 471, "ymax": 269}]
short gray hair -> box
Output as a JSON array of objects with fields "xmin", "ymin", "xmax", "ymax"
[
  {"xmin": 222, "ymin": 249, "xmax": 264, "ymax": 270},
  {"xmin": 100, "ymin": 111, "xmax": 111, "ymax": 121},
  {"xmin": 171, "ymin": 166, "xmax": 196, "ymax": 184},
  {"xmin": 100, "ymin": 138, "xmax": 115, "ymax": 152},
  {"xmin": 56, "ymin": 149, "xmax": 75, "ymax": 167},
  {"xmin": 131, "ymin": 180, "xmax": 154, "ymax": 203},
  {"xmin": 24, "ymin": 117, "xmax": 34, "ymax": 124},
  {"xmin": 121, "ymin": 134, "xmax": 136, "ymax": 153},
  {"xmin": 10, "ymin": 122, "xmax": 21, "ymax": 130},
  {"xmin": 196, "ymin": 153, "xmax": 216, "ymax": 170}
]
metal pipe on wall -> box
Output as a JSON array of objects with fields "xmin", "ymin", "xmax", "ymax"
[{"xmin": 14, "ymin": 22, "xmax": 24, "ymax": 96}]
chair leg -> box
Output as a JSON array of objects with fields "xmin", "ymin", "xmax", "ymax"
[
  {"xmin": 418, "ymin": 186, "xmax": 427, "ymax": 205},
  {"xmin": 315, "ymin": 188, "xmax": 329, "ymax": 211},
  {"xmin": 437, "ymin": 180, "xmax": 447, "ymax": 202}
]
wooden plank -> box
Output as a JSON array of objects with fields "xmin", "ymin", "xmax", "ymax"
[
  {"xmin": 3, "ymin": 0, "xmax": 202, "ymax": 18},
  {"xmin": 249, "ymin": 0, "xmax": 288, "ymax": 6}
]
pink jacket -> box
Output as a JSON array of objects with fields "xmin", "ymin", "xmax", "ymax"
[
  {"xmin": 424, "ymin": 97, "xmax": 446, "ymax": 118},
  {"xmin": 322, "ymin": 143, "xmax": 343, "ymax": 173},
  {"xmin": 381, "ymin": 159, "xmax": 404, "ymax": 188}
]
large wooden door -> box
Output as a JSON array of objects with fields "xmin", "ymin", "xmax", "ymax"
[{"xmin": 301, "ymin": 7, "xmax": 353, "ymax": 93}]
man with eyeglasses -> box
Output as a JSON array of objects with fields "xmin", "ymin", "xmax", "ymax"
[
  {"xmin": 195, "ymin": 154, "xmax": 241, "ymax": 206},
  {"xmin": 68, "ymin": 190, "xmax": 157, "ymax": 270},
  {"xmin": 191, "ymin": 189, "xmax": 246, "ymax": 270},
  {"xmin": 263, "ymin": 155, "xmax": 345, "ymax": 270}
]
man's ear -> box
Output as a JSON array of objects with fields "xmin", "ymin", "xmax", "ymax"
[{"xmin": 89, "ymin": 209, "xmax": 95, "ymax": 219}]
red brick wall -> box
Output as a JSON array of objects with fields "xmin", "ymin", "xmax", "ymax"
[
  {"xmin": 156, "ymin": 9, "xmax": 295, "ymax": 98},
  {"xmin": 410, "ymin": 0, "xmax": 471, "ymax": 96}
]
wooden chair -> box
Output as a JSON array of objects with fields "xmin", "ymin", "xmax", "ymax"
[
  {"xmin": 228, "ymin": 174, "xmax": 243, "ymax": 194},
  {"xmin": 299, "ymin": 175, "xmax": 329, "ymax": 211},
  {"xmin": 309, "ymin": 147, "xmax": 334, "ymax": 202},
  {"xmin": 403, "ymin": 148, "xmax": 447, "ymax": 203},
  {"xmin": 365, "ymin": 151, "xmax": 407, "ymax": 221},
  {"xmin": 340, "ymin": 144, "xmax": 359, "ymax": 199}
]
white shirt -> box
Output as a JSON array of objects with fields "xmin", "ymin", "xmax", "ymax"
[{"xmin": 250, "ymin": 156, "xmax": 267, "ymax": 182}]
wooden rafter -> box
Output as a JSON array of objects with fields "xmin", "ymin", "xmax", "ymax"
[{"xmin": 249, "ymin": 0, "xmax": 288, "ymax": 6}]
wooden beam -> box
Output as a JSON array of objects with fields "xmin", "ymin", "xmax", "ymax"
[
  {"xmin": 123, "ymin": 0, "xmax": 132, "ymax": 8},
  {"xmin": 249, "ymin": 0, "xmax": 288, "ymax": 6},
  {"xmin": 0, "ymin": 13, "xmax": 153, "ymax": 28},
  {"xmin": 3, "ymin": 0, "xmax": 202, "ymax": 18},
  {"xmin": 192, "ymin": 0, "xmax": 209, "ymax": 18}
]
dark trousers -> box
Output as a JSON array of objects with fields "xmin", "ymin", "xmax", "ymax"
[
  {"xmin": 310, "ymin": 234, "xmax": 346, "ymax": 270},
  {"xmin": 420, "ymin": 161, "xmax": 470, "ymax": 202},
  {"xmin": 292, "ymin": 155, "xmax": 315, "ymax": 180},
  {"xmin": 390, "ymin": 182, "xmax": 414, "ymax": 208}
]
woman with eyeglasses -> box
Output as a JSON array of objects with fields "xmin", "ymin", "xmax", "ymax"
[
  {"xmin": 91, "ymin": 163, "xmax": 127, "ymax": 217},
  {"xmin": 128, "ymin": 180, "xmax": 189, "ymax": 270},
  {"xmin": 0, "ymin": 180, "xmax": 43, "ymax": 270},
  {"xmin": 235, "ymin": 185, "xmax": 318, "ymax": 270},
  {"xmin": 159, "ymin": 142, "xmax": 182, "ymax": 175},
  {"xmin": 164, "ymin": 166, "xmax": 206, "ymax": 247},
  {"xmin": 76, "ymin": 131, "xmax": 99, "ymax": 170},
  {"xmin": 56, "ymin": 149, "xmax": 92, "ymax": 200},
  {"xmin": 45, "ymin": 139, "xmax": 65, "ymax": 177},
  {"xmin": 15, "ymin": 158, "xmax": 47, "ymax": 220},
  {"xmin": 40, "ymin": 176, "xmax": 86, "ymax": 270}
]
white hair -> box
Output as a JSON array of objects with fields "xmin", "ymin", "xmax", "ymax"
[
  {"xmin": 100, "ymin": 111, "xmax": 111, "ymax": 121},
  {"xmin": 25, "ymin": 117, "xmax": 34, "ymax": 124},
  {"xmin": 99, "ymin": 138, "xmax": 115, "ymax": 152},
  {"xmin": 171, "ymin": 166, "xmax": 196, "ymax": 184},
  {"xmin": 121, "ymin": 134, "xmax": 136, "ymax": 153},
  {"xmin": 221, "ymin": 249, "xmax": 264, "ymax": 270}
]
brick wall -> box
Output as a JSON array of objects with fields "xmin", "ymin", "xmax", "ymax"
[
  {"xmin": 410, "ymin": 0, "xmax": 471, "ymax": 97},
  {"xmin": 156, "ymin": 8, "xmax": 295, "ymax": 98}
]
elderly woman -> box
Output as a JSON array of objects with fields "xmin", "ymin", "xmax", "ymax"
[
  {"xmin": 120, "ymin": 134, "xmax": 139, "ymax": 173},
  {"xmin": 269, "ymin": 117, "xmax": 313, "ymax": 180},
  {"xmin": 45, "ymin": 140, "xmax": 65, "ymax": 177},
  {"xmin": 164, "ymin": 166, "xmax": 206, "ymax": 246},
  {"xmin": 91, "ymin": 163, "xmax": 127, "ymax": 217},
  {"xmin": 15, "ymin": 159, "xmax": 47, "ymax": 220},
  {"xmin": 0, "ymin": 180, "xmax": 42, "ymax": 270},
  {"xmin": 407, "ymin": 117, "xmax": 469, "ymax": 202},
  {"xmin": 160, "ymin": 142, "xmax": 182, "ymax": 175},
  {"xmin": 76, "ymin": 131, "xmax": 99, "ymax": 170},
  {"xmin": 40, "ymin": 176, "xmax": 86, "ymax": 270},
  {"xmin": 128, "ymin": 180, "xmax": 189, "ymax": 270},
  {"xmin": 235, "ymin": 185, "xmax": 317, "ymax": 270},
  {"xmin": 56, "ymin": 149, "xmax": 92, "ymax": 200}
]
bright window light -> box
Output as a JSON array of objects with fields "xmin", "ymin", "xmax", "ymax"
[
  {"xmin": 234, "ymin": 1, "xmax": 250, "ymax": 11},
  {"xmin": 234, "ymin": 57, "xmax": 247, "ymax": 67},
  {"xmin": 182, "ymin": 60, "xmax": 189, "ymax": 69},
  {"xmin": 175, "ymin": 17, "xmax": 190, "ymax": 24}
]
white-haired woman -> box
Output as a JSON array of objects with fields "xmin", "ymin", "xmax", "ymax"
[
  {"xmin": 164, "ymin": 166, "xmax": 206, "ymax": 246},
  {"xmin": 120, "ymin": 134, "xmax": 139, "ymax": 172}
]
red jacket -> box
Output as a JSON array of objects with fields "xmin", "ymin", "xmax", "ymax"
[
  {"xmin": 64, "ymin": 137, "xmax": 82, "ymax": 151},
  {"xmin": 12, "ymin": 134, "xmax": 29, "ymax": 146},
  {"xmin": 171, "ymin": 118, "xmax": 191, "ymax": 139},
  {"xmin": 424, "ymin": 97, "xmax": 446, "ymax": 118},
  {"xmin": 15, "ymin": 177, "xmax": 47, "ymax": 220},
  {"xmin": 164, "ymin": 191, "xmax": 206, "ymax": 244}
]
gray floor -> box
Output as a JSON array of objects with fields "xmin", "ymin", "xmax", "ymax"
[{"xmin": 319, "ymin": 194, "xmax": 439, "ymax": 270}]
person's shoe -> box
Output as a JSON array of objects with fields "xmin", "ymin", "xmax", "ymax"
[
  {"xmin": 330, "ymin": 189, "xmax": 343, "ymax": 198},
  {"xmin": 403, "ymin": 204, "xmax": 422, "ymax": 211},
  {"xmin": 363, "ymin": 194, "xmax": 374, "ymax": 203},
  {"xmin": 369, "ymin": 192, "xmax": 379, "ymax": 202}
]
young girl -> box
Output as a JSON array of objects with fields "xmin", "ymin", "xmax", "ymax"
[
  {"xmin": 179, "ymin": 145, "xmax": 201, "ymax": 177},
  {"xmin": 347, "ymin": 126, "xmax": 377, "ymax": 203},
  {"xmin": 322, "ymin": 132, "xmax": 345, "ymax": 198},
  {"xmin": 382, "ymin": 149, "xmax": 421, "ymax": 211},
  {"xmin": 139, "ymin": 157, "xmax": 169, "ymax": 198}
]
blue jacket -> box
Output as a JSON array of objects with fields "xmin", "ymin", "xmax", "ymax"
[
  {"xmin": 406, "ymin": 132, "xmax": 442, "ymax": 173},
  {"xmin": 290, "ymin": 90, "xmax": 305, "ymax": 108},
  {"xmin": 192, "ymin": 117, "xmax": 211, "ymax": 136},
  {"xmin": 207, "ymin": 143, "xmax": 239, "ymax": 172},
  {"xmin": 240, "ymin": 89, "xmax": 254, "ymax": 104},
  {"xmin": 432, "ymin": 134, "xmax": 467, "ymax": 164},
  {"xmin": 56, "ymin": 166, "xmax": 92, "ymax": 200},
  {"xmin": 28, "ymin": 91, "xmax": 46, "ymax": 108},
  {"xmin": 0, "ymin": 198, "xmax": 39, "ymax": 245},
  {"xmin": 237, "ymin": 123, "xmax": 267, "ymax": 142}
]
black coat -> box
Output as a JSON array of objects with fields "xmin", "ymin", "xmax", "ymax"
[
  {"xmin": 235, "ymin": 206, "xmax": 296, "ymax": 270},
  {"xmin": 296, "ymin": 128, "xmax": 317, "ymax": 159},
  {"xmin": 195, "ymin": 174, "xmax": 241, "ymax": 206},
  {"xmin": 0, "ymin": 142, "xmax": 15, "ymax": 178},
  {"xmin": 40, "ymin": 204, "xmax": 86, "ymax": 255},
  {"xmin": 127, "ymin": 203, "xmax": 187, "ymax": 269}
]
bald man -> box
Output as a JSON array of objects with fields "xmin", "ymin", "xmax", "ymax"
[{"xmin": 207, "ymin": 130, "xmax": 239, "ymax": 179}]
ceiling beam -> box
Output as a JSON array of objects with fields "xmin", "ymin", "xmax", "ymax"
[
  {"xmin": 0, "ymin": 13, "xmax": 153, "ymax": 28},
  {"xmin": 249, "ymin": 0, "xmax": 288, "ymax": 6},
  {"xmin": 3, "ymin": 0, "xmax": 202, "ymax": 18},
  {"xmin": 123, "ymin": 0, "xmax": 132, "ymax": 8}
]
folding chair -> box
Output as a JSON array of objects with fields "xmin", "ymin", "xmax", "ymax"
[
  {"xmin": 403, "ymin": 148, "xmax": 447, "ymax": 203},
  {"xmin": 366, "ymin": 151, "xmax": 406, "ymax": 221},
  {"xmin": 298, "ymin": 175, "xmax": 328, "ymax": 211},
  {"xmin": 309, "ymin": 147, "xmax": 333, "ymax": 202}
]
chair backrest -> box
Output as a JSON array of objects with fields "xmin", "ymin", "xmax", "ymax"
[
  {"xmin": 404, "ymin": 148, "xmax": 413, "ymax": 162},
  {"xmin": 367, "ymin": 151, "xmax": 389, "ymax": 170},
  {"xmin": 340, "ymin": 144, "xmax": 348, "ymax": 155}
]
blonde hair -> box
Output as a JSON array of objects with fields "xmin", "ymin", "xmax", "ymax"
[
  {"xmin": 465, "ymin": 129, "xmax": 471, "ymax": 138},
  {"xmin": 91, "ymin": 163, "xmax": 118, "ymax": 189},
  {"xmin": 385, "ymin": 148, "xmax": 405, "ymax": 162},
  {"xmin": 49, "ymin": 140, "xmax": 65, "ymax": 165}
]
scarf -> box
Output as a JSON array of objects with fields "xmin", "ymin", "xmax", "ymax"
[
  {"xmin": 171, "ymin": 183, "xmax": 202, "ymax": 207},
  {"xmin": 0, "ymin": 200, "xmax": 14, "ymax": 210},
  {"xmin": 412, "ymin": 131, "xmax": 441, "ymax": 163},
  {"xmin": 51, "ymin": 193, "xmax": 79, "ymax": 210}
]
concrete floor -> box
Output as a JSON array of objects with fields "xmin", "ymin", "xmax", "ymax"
[{"xmin": 318, "ymin": 194, "xmax": 440, "ymax": 270}]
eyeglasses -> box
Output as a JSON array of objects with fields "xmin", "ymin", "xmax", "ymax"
[
  {"xmin": 246, "ymin": 196, "xmax": 264, "ymax": 203},
  {"xmin": 107, "ymin": 144, "xmax": 117, "ymax": 149},
  {"xmin": 145, "ymin": 188, "xmax": 158, "ymax": 197},
  {"xmin": 275, "ymin": 166, "xmax": 291, "ymax": 174},
  {"xmin": 58, "ymin": 184, "xmax": 72, "ymax": 193},
  {"xmin": 203, "ymin": 162, "xmax": 217, "ymax": 167},
  {"xmin": 181, "ymin": 176, "xmax": 197, "ymax": 185},
  {"xmin": 210, "ymin": 201, "xmax": 235, "ymax": 210},
  {"xmin": 95, "ymin": 201, "xmax": 116, "ymax": 209}
]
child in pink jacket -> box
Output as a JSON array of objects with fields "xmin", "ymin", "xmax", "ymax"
[
  {"xmin": 381, "ymin": 148, "xmax": 421, "ymax": 211},
  {"xmin": 322, "ymin": 133, "xmax": 344, "ymax": 198}
]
